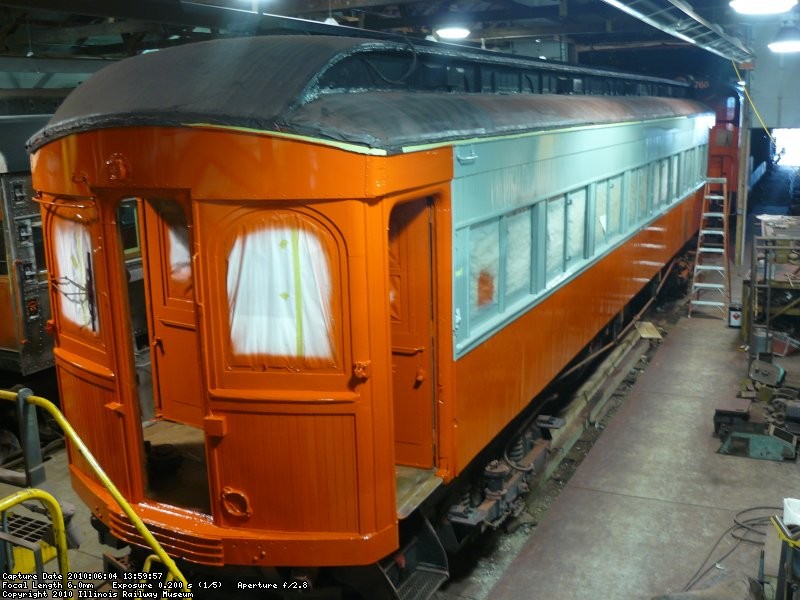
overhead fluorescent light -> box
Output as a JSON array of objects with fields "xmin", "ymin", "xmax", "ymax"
[
  {"xmin": 436, "ymin": 27, "xmax": 470, "ymax": 40},
  {"xmin": 730, "ymin": 0, "xmax": 797, "ymax": 14},
  {"xmin": 769, "ymin": 24, "xmax": 800, "ymax": 52}
]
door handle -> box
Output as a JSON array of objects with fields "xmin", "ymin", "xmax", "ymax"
[
  {"xmin": 152, "ymin": 337, "xmax": 164, "ymax": 352},
  {"xmin": 392, "ymin": 346, "xmax": 426, "ymax": 356}
]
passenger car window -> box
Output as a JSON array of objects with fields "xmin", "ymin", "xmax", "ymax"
[
  {"xmin": 469, "ymin": 219, "xmax": 500, "ymax": 322},
  {"xmin": 226, "ymin": 211, "xmax": 338, "ymax": 369},
  {"xmin": 52, "ymin": 216, "xmax": 99, "ymax": 333},
  {"xmin": 546, "ymin": 195, "xmax": 565, "ymax": 282},
  {"xmin": 505, "ymin": 208, "xmax": 532, "ymax": 300},
  {"xmin": 566, "ymin": 188, "xmax": 586, "ymax": 264}
]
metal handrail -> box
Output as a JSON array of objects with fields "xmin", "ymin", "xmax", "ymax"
[
  {"xmin": 0, "ymin": 388, "xmax": 190, "ymax": 591},
  {"xmin": 137, "ymin": 554, "xmax": 176, "ymax": 600},
  {"xmin": 0, "ymin": 488, "xmax": 70, "ymax": 579}
]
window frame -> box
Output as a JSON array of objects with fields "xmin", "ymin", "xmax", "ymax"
[{"xmin": 203, "ymin": 204, "xmax": 350, "ymax": 392}]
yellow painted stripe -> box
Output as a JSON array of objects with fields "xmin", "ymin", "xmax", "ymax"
[
  {"xmin": 292, "ymin": 229, "xmax": 304, "ymax": 358},
  {"xmin": 402, "ymin": 114, "xmax": 712, "ymax": 153},
  {"xmin": 188, "ymin": 112, "xmax": 711, "ymax": 156},
  {"xmin": 186, "ymin": 122, "xmax": 388, "ymax": 156}
]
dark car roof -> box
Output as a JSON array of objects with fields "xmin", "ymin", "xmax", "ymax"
[{"xmin": 28, "ymin": 35, "xmax": 709, "ymax": 155}]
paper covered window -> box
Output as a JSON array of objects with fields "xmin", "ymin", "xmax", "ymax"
[
  {"xmin": 637, "ymin": 166, "xmax": 650, "ymax": 220},
  {"xmin": 608, "ymin": 176, "xmax": 622, "ymax": 236},
  {"xmin": 53, "ymin": 217, "xmax": 99, "ymax": 333},
  {"xmin": 505, "ymin": 208, "xmax": 531, "ymax": 299},
  {"xmin": 652, "ymin": 164, "xmax": 662, "ymax": 208},
  {"xmin": 226, "ymin": 213, "xmax": 337, "ymax": 369},
  {"xmin": 659, "ymin": 159, "xmax": 670, "ymax": 205},
  {"xmin": 546, "ymin": 195, "xmax": 565, "ymax": 282},
  {"xmin": 566, "ymin": 189, "xmax": 586, "ymax": 265},
  {"xmin": 670, "ymin": 156, "xmax": 680, "ymax": 202},
  {"xmin": 594, "ymin": 181, "xmax": 608, "ymax": 249},
  {"xmin": 167, "ymin": 214, "xmax": 192, "ymax": 300},
  {"xmin": 469, "ymin": 220, "xmax": 500, "ymax": 320}
]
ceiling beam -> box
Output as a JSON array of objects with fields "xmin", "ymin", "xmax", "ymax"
[
  {"xmin": 362, "ymin": 6, "xmax": 564, "ymax": 30},
  {"xmin": 267, "ymin": 0, "xmax": 434, "ymax": 14},
  {"xmin": 597, "ymin": 0, "xmax": 753, "ymax": 61},
  {"xmin": 0, "ymin": 0, "xmax": 396, "ymax": 38},
  {"xmin": 32, "ymin": 71, "xmax": 53, "ymax": 88},
  {"xmin": 0, "ymin": 0, "xmax": 429, "ymax": 22},
  {"xmin": 0, "ymin": 1, "xmax": 256, "ymax": 29},
  {"xmin": 0, "ymin": 55, "xmax": 114, "ymax": 72},
  {"xmin": 5, "ymin": 20, "xmax": 163, "ymax": 46},
  {"xmin": 469, "ymin": 15, "xmax": 662, "ymax": 41}
]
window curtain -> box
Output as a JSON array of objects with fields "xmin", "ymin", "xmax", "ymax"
[
  {"xmin": 226, "ymin": 214, "xmax": 336, "ymax": 369},
  {"xmin": 53, "ymin": 217, "xmax": 98, "ymax": 333},
  {"xmin": 167, "ymin": 217, "xmax": 192, "ymax": 300}
]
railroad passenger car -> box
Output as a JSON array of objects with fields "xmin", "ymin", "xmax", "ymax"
[
  {"xmin": 28, "ymin": 36, "xmax": 713, "ymax": 598},
  {"xmin": 697, "ymin": 83, "xmax": 743, "ymax": 205},
  {"xmin": 0, "ymin": 114, "xmax": 55, "ymax": 377}
]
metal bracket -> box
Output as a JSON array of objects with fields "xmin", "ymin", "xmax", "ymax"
[{"xmin": 16, "ymin": 388, "xmax": 45, "ymax": 488}]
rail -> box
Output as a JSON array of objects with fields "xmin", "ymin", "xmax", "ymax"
[{"xmin": 0, "ymin": 388, "xmax": 190, "ymax": 591}]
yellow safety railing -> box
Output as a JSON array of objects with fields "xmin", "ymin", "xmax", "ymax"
[
  {"xmin": 0, "ymin": 488, "xmax": 70, "ymax": 578},
  {"xmin": 772, "ymin": 515, "xmax": 800, "ymax": 548},
  {"xmin": 0, "ymin": 389, "xmax": 190, "ymax": 592},
  {"xmin": 137, "ymin": 554, "xmax": 176, "ymax": 600}
]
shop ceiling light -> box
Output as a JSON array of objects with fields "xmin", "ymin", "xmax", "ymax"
[
  {"xmin": 323, "ymin": 0, "xmax": 338, "ymax": 26},
  {"xmin": 436, "ymin": 26, "xmax": 470, "ymax": 40},
  {"xmin": 730, "ymin": 0, "xmax": 797, "ymax": 15},
  {"xmin": 769, "ymin": 24, "xmax": 800, "ymax": 52}
]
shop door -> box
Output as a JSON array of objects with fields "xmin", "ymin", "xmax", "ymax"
[{"xmin": 389, "ymin": 198, "xmax": 434, "ymax": 468}]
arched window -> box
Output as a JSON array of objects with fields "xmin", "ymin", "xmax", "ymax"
[
  {"xmin": 225, "ymin": 211, "xmax": 339, "ymax": 370},
  {"xmin": 52, "ymin": 213, "xmax": 99, "ymax": 334}
]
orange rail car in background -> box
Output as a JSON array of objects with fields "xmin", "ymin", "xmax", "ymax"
[
  {"xmin": 29, "ymin": 35, "xmax": 713, "ymax": 599},
  {"xmin": 698, "ymin": 83, "xmax": 743, "ymax": 209}
]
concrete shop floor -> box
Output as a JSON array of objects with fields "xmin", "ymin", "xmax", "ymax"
[{"xmin": 479, "ymin": 314, "xmax": 796, "ymax": 600}]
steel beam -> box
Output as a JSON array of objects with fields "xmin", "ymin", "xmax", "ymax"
[{"xmin": 0, "ymin": 55, "xmax": 113, "ymax": 72}]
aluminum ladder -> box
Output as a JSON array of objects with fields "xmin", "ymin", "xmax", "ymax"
[{"xmin": 689, "ymin": 177, "xmax": 730, "ymax": 318}]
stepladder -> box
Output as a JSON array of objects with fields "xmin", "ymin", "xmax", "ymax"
[{"xmin": 689, "ymin": 177, "xmax": 730, "ymax": 318}]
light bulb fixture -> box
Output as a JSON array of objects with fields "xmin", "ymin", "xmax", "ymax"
[
  {"xmin": 25, "ymin": 20, "xmax": 33, "ymax": 58},
  {"xmin": 769, "ymin": 24, "xmax": 800, "ymax": 52},
  {"xmin": 730, "ymin": 0, "xmax": 797, "ymax": 14},
  {"xmin": 436, "ymin": 26, "xmax": 470, "ymax": 40},
  {"xmin": 323, "ymin": 0, "xmax": 338, "ymax": 26}
]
